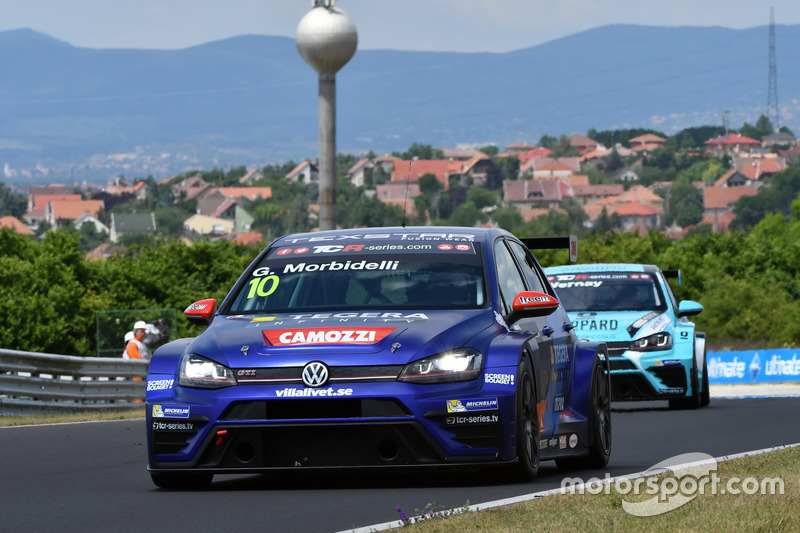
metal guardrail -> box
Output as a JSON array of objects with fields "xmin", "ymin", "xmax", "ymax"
[{"xmin": 0, "ymin": 348, "xmax": 148, "ymax": 416}]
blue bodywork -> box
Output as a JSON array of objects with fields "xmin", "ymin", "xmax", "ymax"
[
  {"xmin": 146, "ymin": 227, "xmax": 610, "ymax": 484},
  {"xmin": 544, "ymin": 263, "xmax": 708, "ymax": 407}
]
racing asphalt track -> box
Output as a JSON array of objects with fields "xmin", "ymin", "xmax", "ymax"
[{"xmin": 2, "ymin": 397, "xmax": 799, "ymax": 533}]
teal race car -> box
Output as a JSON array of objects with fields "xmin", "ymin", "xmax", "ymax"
[{"xmin": 544, "ymin": 263, "xmax": 709, "ymax": 409}]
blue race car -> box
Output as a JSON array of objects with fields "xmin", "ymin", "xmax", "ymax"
[
  {"xmin": 544, "ymin": 263, "xmax": 709, "ymax": 410},
  {"xmin": 146, "ymin": 227, "xmax": 611, "ymax": 489}
]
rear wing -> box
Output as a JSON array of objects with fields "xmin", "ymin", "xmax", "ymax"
[
  {"xmin": 520, "ymin": 235, "xmax": 578, "ymax": 263},
  {"xmin": 662, "ymin": 269, "xmax": 682, "ymax": 286}
]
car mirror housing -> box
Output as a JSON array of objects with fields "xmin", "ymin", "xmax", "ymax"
[
  {"xmin": 508, "ymin": 291, "xmax": 560, "ymax": 323},
  {"xmin": 184, "ymin": 298, "xmax": 217, "ymax": 326},
  {"xmin": 677, "ymin": 299, "xmax": 703, "ymax": 317}
]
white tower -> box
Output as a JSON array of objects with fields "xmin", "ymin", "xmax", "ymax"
[{"xmin": 296, "ymin": 0, "xmax": 358, "ymax": 230}]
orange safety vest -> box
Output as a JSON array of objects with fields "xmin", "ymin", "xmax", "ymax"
[{"xmin": 124, "ymin": 338, "xmax": 150, "ymax": 360}]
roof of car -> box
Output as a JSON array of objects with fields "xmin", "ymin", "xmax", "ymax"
[
  {"xmin": 270, "ymin": 226, "xmax": 512, "ymax": 247},
  {"xmin": 545, "ymin": 263, "xmax": 660, "ymax": 274}
]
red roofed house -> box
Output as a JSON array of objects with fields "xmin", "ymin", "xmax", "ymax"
[
  {"xmin": 569, "ymin": 134, "xmax": 601, "ymax": 154},
  {"xmin": 629, "ymin": 133, "xmax": 667, "ymax": 152},
  {"xmin": 734, "ymin": 157, "xmax": 786, "ymax": 185},
  {"xmin": 238, "ymin": 168, "xmax": 264, "ymax": 185},
  {"xmin": 45, "ymin": 199, "xmax": 104, "ymax": 228},
  {"xmin": 0, "ymin": 216, "xmax": 34, "ymax": 235},
  {"xmin": 285, "ymin": 160, "xmax": 319, "ymax": 184},
  {"xmin": 705, "ymin": 133, "xmax": 760, "ymax": 155},
  {"xmin": 391, "ymin": 159, "xmax": 462, "ymax": 190},
  {"xmin": 375, "ymin": 182, "xmax": 421, "ymax": 214},
  {"xmin": 218, "ymin": 187, "xmax": 272, "ymax": 202},
  {"xmin": 615, "ymin": 201, "xmax": 662, "ymax": 231},
  {"xmin": 517, "ymin": 146, "xmax": 552, "ymax": 162},
  {"xmin": 503, "ymin": 179, "xmax": 573, "ymax": 209},
  {"xmin": 346, "ymin": 157, "xmax": 373, "ymax": 187},
  {"xmin": 455, "ymin": 153, "xmax": 502, "ymax": 188},
  {"xmin": 703, "ymin": 186, "xmax": 758, "ymax": 219}
]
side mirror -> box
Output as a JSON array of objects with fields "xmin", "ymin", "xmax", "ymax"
[
  {"xmin": 185, "ymin": 298, "xmax": 217, "ymax": 326},
  {"xmin": 508, "ymin": 291, "xmax": 560, "ymax": 323},
  {"xmin": 677, "ymin": 300, "xmax": 703, "ymax": 317}
]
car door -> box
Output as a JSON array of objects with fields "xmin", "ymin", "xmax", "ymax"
[
  {"xmin": 506, "ymin": 239, "xmax": 576, "ymax": 434},
  {"xmin": 493, "ymin": 238, "xmax": 556, "ymax": 436}
]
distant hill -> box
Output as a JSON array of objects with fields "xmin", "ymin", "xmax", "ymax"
[{"xmin": 0, "ymin": 24, "xmax": 798, "ymax": 183}]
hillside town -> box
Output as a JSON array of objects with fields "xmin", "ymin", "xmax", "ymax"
[{"xmin": 2, "ymin": 127, "xmax": 799, "ymax": 259}]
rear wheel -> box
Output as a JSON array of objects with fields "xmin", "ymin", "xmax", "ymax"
[
  {"xmin": 150, "ymin": 471, "xmax": 213, "ymax": 490},
  {"xmin": 512, "ymin": 356, "xmax": 539, "ymax": 481},
  {"xmin": 556, "ymin": 356, "xmax": 611, "ymax": 470}
]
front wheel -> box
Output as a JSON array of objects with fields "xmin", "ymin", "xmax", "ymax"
[
  {"xmin": 512, "ymin": 356, "xmax": 540, "ymax": 481},
  {"xmin": 150, "ymin": 471, "xmax": 213, "ymax": 490}
]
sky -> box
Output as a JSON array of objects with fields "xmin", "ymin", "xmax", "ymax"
[{"xmin": 2, "ymin": 1, "xmax": 799, "ymax": 53}]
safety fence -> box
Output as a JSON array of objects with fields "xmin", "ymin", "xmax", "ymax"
[{"xmin": 0, "ymin": 349, "xmax": 148, "ymax": 416}]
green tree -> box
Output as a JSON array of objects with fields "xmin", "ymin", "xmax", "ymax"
[
  {"xmin": 666, "ymin": 179, "xmax": 704, "ymax": 227},
  {"xmin": 0, "ymin": 181, "xmax": 27, "ymax": 218},
  {"xmin": 466, "ymin": 186, "xmax": 497, "ymax": 210}
]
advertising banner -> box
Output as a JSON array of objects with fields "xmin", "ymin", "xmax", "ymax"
[{"xmin": 707, "ymin": 349, "xmax": 800, "ymax": 384}]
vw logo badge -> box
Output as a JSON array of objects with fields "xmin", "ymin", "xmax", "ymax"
[{"xmin": 302, "ymin": 361, "xmax": 329, "ymax": 388}]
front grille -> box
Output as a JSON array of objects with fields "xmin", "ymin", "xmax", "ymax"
[
  {"xmin": 235, "ymin": 365, "xmax": 404, "ymax": 385},
  {"xmin": 221, "ymin": 398, "xmax": 412, "ymax": 420}
]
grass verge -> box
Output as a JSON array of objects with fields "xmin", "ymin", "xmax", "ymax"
[{"xmin": 398, "ymin": 446, "xmax": 799, "ymax": 532}]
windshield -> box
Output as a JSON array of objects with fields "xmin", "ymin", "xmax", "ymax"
[
  {"xmin": 547, "ymin": 272, "xmax": 667, "ymax": 312},
  {"xmin": 227, "ymin": 245, "xmax": 486, "ymax": 314}
]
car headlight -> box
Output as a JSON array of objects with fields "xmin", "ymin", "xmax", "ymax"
[
  {"xmin": 630, "ymin": 332, "xmax": 672, "ymax": 352},
  {"xmin": 179, "ymin": 354, "xmax": 236, "ymax": 389},
  {"xmin": 398, "ymin": 349, "xmax": 483, "ymax": 384}
]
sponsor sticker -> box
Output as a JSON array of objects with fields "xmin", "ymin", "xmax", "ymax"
[
  {"xmin": 554, "ymin": 396, "xmax": 565, "ymax": 412},
  {"xmin": 569, "ymin": 433, "xmax": 578, "ymax": 449},
  {"xmin": 446, "ymin": 398, "xmax": 499, "ymax": 413},
  {"xmin": 484, "ymin": 373, "xmax": 515, "ymax": 386},
  {"xmin": 655, "ymin": 359, "xmax": 682, "ymax": 367},
  {"xmin": 263, "ymin": 327, "xmax": 396, "ymax": 346},
  {"xmin": 446, "ymin": 414, "xmax": 499, "ymax": 425},
  {"xmin": 146, "ymin": 379, "xmax": 174, "ymax": 392},
  {"xmin": 152, "ymin": 421, "xmax": 194, "ymax": 431},
  {"xmin": 152, "ymin": 405, "xmax": 190, "ymax": 418},
  {"xmin": 275, "ymin": 387, "xmax": 353, "ymax": 397},
  {"xmin": 559, "ymin": 435, "xmax": 567, "ymax": 449}
]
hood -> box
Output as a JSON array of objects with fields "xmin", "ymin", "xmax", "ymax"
[
  {"xmin": 191, "ymin": 309, "xmax": 495, "ymax": 368},
  {"xmin": 568, "ymin": 310, "xmax": 672, "ymax": 342}
]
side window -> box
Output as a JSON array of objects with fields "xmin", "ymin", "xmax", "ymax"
[
  {"xmin": 494, "ymin": 240, "xmax": 528, "ymax": 315},
  {"xmin": 507, "ymin": 240, "xmax": 549, "ymax": 294}
]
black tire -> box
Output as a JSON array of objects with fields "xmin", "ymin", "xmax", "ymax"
[
  {"xmin": 700, "ymin": 355, "xmax": 710, "ymax": 407},
  {"xmin": 512, "ymin": 356, "xmax": 540, "ymax": 481},
  {"xmin": 556, "ymin": 356, "xmax": 611, "ymax": 470},
  {"xmin": 150, "ymin": 471, "xmax": 213, "ymax": 490}
]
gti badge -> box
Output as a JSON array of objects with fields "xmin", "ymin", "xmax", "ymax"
[{"xmin": 302, "ymin": 361, "xmax": 329, "ymax": 387}]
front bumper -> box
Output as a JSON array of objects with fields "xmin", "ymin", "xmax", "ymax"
[
  {"xmin": 605, "ymin": 343, "xmax": 689, "ymax": 401},
  {"xmin": 147, "ymin": 380, "xmax": 512, "ymax": 473}
]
